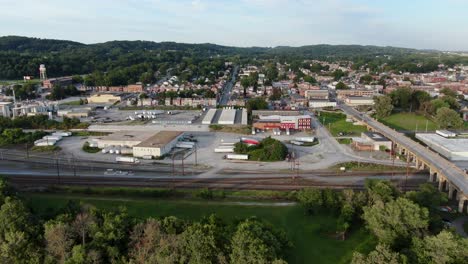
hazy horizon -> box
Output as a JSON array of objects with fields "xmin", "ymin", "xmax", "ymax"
[{"xmin": 1, "ymin": 0, "xmax": 468, "ymax": 51}]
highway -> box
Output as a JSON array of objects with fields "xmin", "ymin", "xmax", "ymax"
[{"xmin": 339, "ymin": 103, "xmax": 468, "ymax": 194}]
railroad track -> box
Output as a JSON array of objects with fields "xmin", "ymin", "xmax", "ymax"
[{"xmin": 6, "ymin": 175, "xmax": 424, "ymax": 191}]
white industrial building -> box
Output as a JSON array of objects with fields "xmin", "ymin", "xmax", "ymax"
[
  {"xmin": 133, "ymin": 131, "xmax": 184, "ymax": 158},
  {"xmin": 218, "ymin": 109, "xmax": 237, "ymax": 125},
  {"xmin": 309, "ymin": 100, "xmax": 337, "ymax": 109},
  {"xmin": 416, "ymin": 133, "xmax": 468, "ymax": 161},
  {"xmin": 202, "ymin": 108, "xmax": 217, "ymax": 124},
  {"xmin": 96, "ymin": 131, "xmax": 155, "ymax": 148},
  {"xmin": 0, "ymin": 101, "xmax": 12, "ymax": 117}
]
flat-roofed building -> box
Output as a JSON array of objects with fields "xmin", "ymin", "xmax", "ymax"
[
  {"xmin": 57, "ymin": 107, "xmax": 91, "ymax": 118},
  {"xmin": 337, "ymin": 89, "xmax": 376, "ymax": 99},
  {"xmin": 416, "ymin": 133, "xmax": 468, "ymax": 161},
  {"xmin": 96, "ymin": 131, "xmax": 154, "ymax": 148},
  {"xmin": 361, "ymin": 132, "xmax": 392, "ymax": 151},
  {"xmin": 87, "ymin": 94, "xmax": 122, "ymax": 104},
  {"xmin": 309, "ymin": 100, "xmax": 337, "ymax": 109},
  {"xmin": 345, "ymin": 96, "xmax": 375, "ymax": 106},
  {"xmin": 42, "ymin": 77, "xmax": 73, "ymax": 89},
  {"xmin": 133, "ymin": 131, "xmax": 184, "ymax": 158},
  {"xmin": 0, "ymin": 101, "xmax": 12, "ymax": 117},
  {"xmin": 305, "ymin": 90, "xmax": 329, "ymax": 100}
]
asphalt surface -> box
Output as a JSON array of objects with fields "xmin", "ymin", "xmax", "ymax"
[
  {"xmin": 339, "ymin": 104, "xmax": 468, "ymax": 195},
  {"xmin": 219, "ymin": 66, "xmax": 239, "ymax": 106}
]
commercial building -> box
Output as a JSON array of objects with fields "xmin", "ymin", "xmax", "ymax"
[
  {"xmin": 304, "ymin": 90, "xmax": 329, "ymax": 100},
  {"xmin": 133, "ymin": 131, "xmax": 184, "ymax": 158},
  {"xmin": 309, "ymin": 100, "xmax": 337, "ymax": 109},
  {"xmin": 336, "ymin": 89, "xmax": 376, "ymax": 99},
  {"xmin": 253, "ymin": 115, "xmax": 311, "ymax": 131},
  {"xmin": 344, "ymin": 96, "xmax": 375, "ymax": 106},
  {"xmin": 57, "ymin": 107, "xmax": 91, "ymax": 118},
  {"xmin": 42, "ymin": 77, "xmax": 73, "ymax": 89},
  {"xmin": 416, "ymin": 133, "xmax": 468, "ymax": 161},
  {"xmin": 96, "ymin": 131, "xmax": 155, "ymax": 149},
  {"xmin": 0, "ymin": 101, "xmax": 12, "ymax": 117},
  {"xmin": 87, "ymin": 94, "xmax": 122, "ymax": 104}
]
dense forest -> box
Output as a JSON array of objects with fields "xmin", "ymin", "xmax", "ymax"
[{"xmin": 2, "ymin": 36, "xmax": 468, "ymax": 82}]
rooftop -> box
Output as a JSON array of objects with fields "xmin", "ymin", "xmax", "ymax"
[
  {"xmin": 135, "ymin": 131, "xmax": 183, "ymax": 148},
  {"xmin": 102, "ymin": 131, "xmax": 155, "ymax": 142},
  {"xmin": 363, "ymin": 131, "xmax": 391, "ymax": 142},
  {"xmin": 416, "ymin": 133, "xmax": 468, "ymax": 153}
]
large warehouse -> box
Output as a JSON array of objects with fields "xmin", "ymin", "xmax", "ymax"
[
  {"xmin": 96, "ymin": 131, "xmax": 154, "ymax": 148},
  {"xmin": 133, "ymin": 131, "xmax": 184, "ymax": 158},
  {"xmin": 416, "ymin": 133, "xmax": 468, "ymax": 161}
]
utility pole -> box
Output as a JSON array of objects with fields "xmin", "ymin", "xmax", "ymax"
[
  {"xmin": 425, "ymin": 120, "xmax": 428, "ymax": 133},
  {"xmin": 194, "ymin": 144, "xmax": 198, "ymax": 166},
  {"xmin": 25, "ymin": 143, "xmax": 29, "ymax": 159},
  {"xmin": 56, "ymin": 158, "xmax": 60, "ymax": 184}
]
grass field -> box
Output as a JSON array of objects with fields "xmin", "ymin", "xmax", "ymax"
[
  {"xmin": 22, "ymin": 193, "xmax": 375, "ymax": 264},
  {"xmin": 318, "ymin": 111, "xmax": 367, "ymax": 136},
  {"xmin": 331, "ymin": 161, "xmax": 409, "ymax": 172},
  {"xmin": 380, "ymin": 112, "xmax": 438, "ymax": 132}
]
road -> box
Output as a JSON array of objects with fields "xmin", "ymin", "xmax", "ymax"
[
  {"xmin": 218, "ymin": 66, "xmax": 239, "ymax": 106},
  {"xmin": 339, "ymin": 103, "xmax": 468, "ymax": 194}
]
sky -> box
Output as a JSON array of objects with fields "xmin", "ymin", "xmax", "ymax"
[{"xmin": 0, "ymin": 0, "xmax": 467, "ymax": 51}]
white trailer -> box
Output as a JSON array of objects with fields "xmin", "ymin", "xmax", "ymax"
[
  {"xmin": 214, "ymin": 147, "xmax": 234, "ymax": 153},
  {"xmin": 52, "ymin": 131, "xmax": 72, "ymax": 137},
  {"xmin": 116, "ymin": 156, "xmax": 140, "ymax": 164},
  {"xmin": 436, "ymin": 130, "xmax": 457, "ymax": 138},
  {"xmin": 290, "ymin": 140, "xmax": 304, "ymax": 146},
  {"xmin": 225, "ymin": 154, "xmax": 249, "ymax": 160},
  {"xmin": 43, "ymin": 135, "xmax": 62, "ymax": 141},
  {"xmin": 176, "ymin": 143, "xmax": 194, "ymax": 149},
  {"xmin": 295, "ymin": 137, "xmax": 315, "ymax": 143}
]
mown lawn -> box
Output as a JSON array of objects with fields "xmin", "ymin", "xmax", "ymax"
[
  {"xmin": 23, "ymin": 193, "xmax": 375, "ymax": 264},
  {"xmin": 380, "ymin": 112, "xmax": 438, "ymax": 132},
  {"xmin": 318, "ymin": 111, "xmax": 367, "ymax": 136}
]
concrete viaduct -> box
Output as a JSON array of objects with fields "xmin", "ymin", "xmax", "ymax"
[{"xmin": 340, "ymin": 104, "xmax": 468, "ymax": 213}]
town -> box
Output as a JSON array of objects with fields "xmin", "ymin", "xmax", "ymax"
[{"xmin": 1, "ymin": 2, "xmax": 468, "ymax": 262}]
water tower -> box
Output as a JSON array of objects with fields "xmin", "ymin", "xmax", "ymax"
[{"xmin": 39, "ymin": 64, "xmax": 47, "ymax": 80}]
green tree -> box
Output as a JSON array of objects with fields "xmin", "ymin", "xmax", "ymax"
[
  {"xmin": 181, "ymin": 222, "xmax": 223, "ymax": 264},
  {"xmin": 296, "ymin": 188, "xmax": 324, "ymax": 214},
  {"xmin": 374, "ymin": 95, "xmax": 394, "ymax": 119},
  {"xmin": 363, "ymin": 197, "xmax": 429, "ymax": 247},
  {"xmin": 405, "ymin": 183, "xmax": 448, "ymax": 210},
  {"xmin": 352, "ymin": 244, "xmax": 406, "ymax": 264},
  {"xmin": 435, "ymin": 107, "xmax": 463, "ymax": 129},
  {"xmin": 390, "ymin": 87, "xmax": 412, "ymax": 111},
  {"xmin": 44, "ymin": 221, "xmax": 74, "ymax": 264},
  {"xmin": 304, "ymin": 75, "xmax": 317, "ymax": 84},
  {"xmin": 0, "ymin": 197, "xmax": 41, "ymax": 263},
  {"xmin": 360, "ymin": 74, "xmax": 373, "ymax": 85},
  {"xmin": 440, "ymin": 88, "xmax": 457, "ymax": 98},
  {"xmin": 411, "ymin": 230, "xmax": 468, "ymax": 264},
  {"xmin": 335, "ymin": 81, "xmax": 348, "ymax": 90},
  {"xmin": 230, "ymin": 218, "xmax": 288, "ymax": 264}
]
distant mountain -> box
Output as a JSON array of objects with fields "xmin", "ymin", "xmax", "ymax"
[
  {"xmin": 0, "ymin": 36, "xmax": 85, "ymax": 53},
  {"xmin": 0, "ymin": 35, "xmax": 423, "ymax": 57}
]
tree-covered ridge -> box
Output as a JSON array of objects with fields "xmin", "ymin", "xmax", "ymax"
[{"xmin": 0, "ymin": 36, "xmax": 84, "ymax": 53}]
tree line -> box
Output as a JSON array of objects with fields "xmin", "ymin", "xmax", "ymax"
[
  {"xmin": 0, "ymin": 178, "xmax": 290, "ymax": 264},
  {"xmin": 374, "ymin": 87, "xmax": 465, "ymax": 129},
  {"xmin": 296, "ymin": 180, "xmax": 467, "ymax": 264}
]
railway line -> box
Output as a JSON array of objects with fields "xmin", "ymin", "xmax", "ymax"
[{"xmin": 6, "ymin": 174, "xmax": 424, "ymax": 191}]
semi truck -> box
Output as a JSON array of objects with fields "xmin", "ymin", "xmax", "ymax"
[
  {"xmin": 224, "ymin": 154, "xmax": 249, "ymax": 160},
  {"xmin": 116, "ymin": 156, "xmax": 140, "ymax": 164},
  {"xmin": 214, "ymin": 147, "xmax": 234, "ymax": 153}
]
